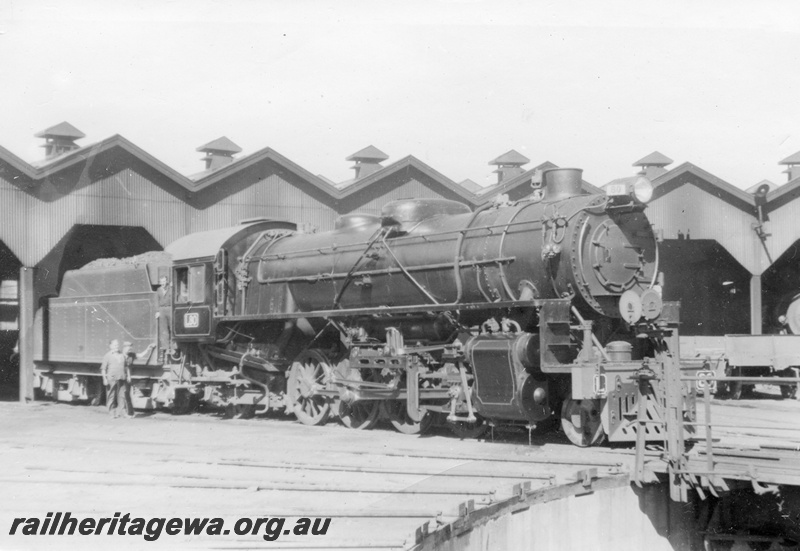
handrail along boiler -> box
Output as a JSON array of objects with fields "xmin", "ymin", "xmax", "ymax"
[{"xmin": 35, "ymin": 167, "xmax": 688, "ymax": 446}]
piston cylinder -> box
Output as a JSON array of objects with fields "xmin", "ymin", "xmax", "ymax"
[{"xmin": 464, "ymin": 333, "xmax": 550, "ymax": 423}]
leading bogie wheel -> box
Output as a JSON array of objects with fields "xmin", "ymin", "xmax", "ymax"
[
  {"xmin": 560, "ymin": 398, "xmax": 606, "ymax": 447},
  {"xmin": 287, "ymin": 351, "xmax": 331, "ymax": 426},
  {"xmin": 336, "ymin": 368, "xmax": 380, "ymax": 430},
  {"xmin": 338, "ymin": 399, "xmax": 380, "ymax": 430},
  {"xmin": 448, "ymin": 416, "xmax": 489, "ymax": 440},
  {"xmin": 381, "ymin": 400, "xmax": 433, "ymax": 435}
]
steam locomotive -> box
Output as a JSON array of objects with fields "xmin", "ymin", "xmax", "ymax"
[{"xmin": 33, "ymin": 168, "xmax": 688, "ymax": 446}]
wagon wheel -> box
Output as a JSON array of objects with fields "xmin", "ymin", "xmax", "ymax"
[
  {"xmin": 780, "ymin": 369, "xmax": 798, "ymax": 400},
  {"xmin": 89, "ymin": 378, "xmax": 104, "ymax": 407},
  {"xmin": 728, "ymin": 365, "xmax": 743, "ymax": 400},
  {"xmin": 287, "ymin": 350, "xmax": 332, "ymax": 426},
  {"xmin": 720, "ymin": 363, "xmax": 743, "ymax": 400},
  {"xmin": 381, "ymin": 400, "xmax": 433, "ymax": 435},
  {"xmin": 560, "ymin": 398, "xmax": 605, "ymax": 447}
]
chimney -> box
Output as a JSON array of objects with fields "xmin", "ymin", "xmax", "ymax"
[
  {"xmin": 347, "ymin": 146, "xmax": 389, "ymax": 180},
  {"xmin": 779, "ymin": 151, "xmax": 800, "ymax": 182},
  {"xmin": 196, "ymin": 137, "xmax": 242, "ymax": 170},
  {"xmin": 633, "ymin": 151, "xmax": 673, "ymax": 179},
  {"xmin": 489, "ymin": 150, "xmax": 530, "ymax": 184},
  {"xmin": 35, "ymin": 122, "xmax": 85, "ymax": 159},
  {"xmin": 543, "ymin": 168, "xmax": 583, "ymax": 201}
]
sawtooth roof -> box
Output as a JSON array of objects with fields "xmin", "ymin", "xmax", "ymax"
[
  {"xmin": 650, "ymin": 162, "xmax": 755, "ymax": 211},
  {"xmin": 459, "ymin": 179, "xmax": 483, "ymax": 194},
  {"xmin": 0, "ymin": 134, "xmax": 479, "ymax": 209}
]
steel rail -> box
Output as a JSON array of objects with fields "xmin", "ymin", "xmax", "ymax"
[
  {"xmin": 682, "ymin": 375, "xmax": 800, "ymax": 383},
  {"xmin": 684, "ymin": 421, "xmax": 800, "ymax": 431},
  {"xmin": 195, "ymin": 459, "xmax": 559, "ymax": 481}
]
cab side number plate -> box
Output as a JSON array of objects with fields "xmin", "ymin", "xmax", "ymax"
[{"xmin": 184, "ymin": 312, "xmax": 199, "ymax": 328}]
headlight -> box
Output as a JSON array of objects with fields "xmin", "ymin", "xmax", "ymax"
[
  {"xmin": 604, "ymin": 176, "xmax": 654, "ymax": 204},
  {"xmin": 632, "ymin": 177, "xmax": 653, "ymax": 203}
]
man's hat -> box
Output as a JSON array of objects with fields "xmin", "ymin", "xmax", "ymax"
[{"xmin": 123, "ymin": 341, "xmax": 133, "ymax": 347}]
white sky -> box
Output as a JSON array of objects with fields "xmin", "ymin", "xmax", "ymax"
[{"xmin": 1, "ymin": 0, "xmax": 799, "ymax": 189}]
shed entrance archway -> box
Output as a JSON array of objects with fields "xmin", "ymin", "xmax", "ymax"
[
  {"xmin": 0, "ymin": 241, "xmax": 22, "ymax": 400},
  {"xmin": 762, "ymin": 241, "xmax": 800, "ymax": 334},
  {"xmin": 659, "ymin": 239, "xmax": 751, "ymax": 336},
  {"xmin": 18, "ymin": 225, "xmax": 162, "ymax": 403},
  {"xmin": 35, "ymin": 225, "xmax": 163, "ymax": 299}
]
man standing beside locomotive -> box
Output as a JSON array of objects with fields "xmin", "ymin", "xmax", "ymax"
[
  {"xmin": 100, "ymin": 339, "xmax": 128, "ymax": 418},
  {"xmin": 121, "ymin": 341, "xmax": 155, "ymax": 417}
]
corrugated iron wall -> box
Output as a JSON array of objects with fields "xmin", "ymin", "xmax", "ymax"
[
  {"xmin": 2, "ymin": 168, "xmax": 450, "ymax": 268},
  {"xmin": 4, "ymin": 156, "xmax": 798, "ymax": 289},
  {"xmin": 762, "ymin": 201, "xmax": 800, "ymax": 264},
  {"xmin": 0, "ymin": 169, "xmax": 188, "ymax": 266},
  {"xmin": 648, "ymin": 182, "xmax": 762, "ymax": 274},
  {"xmin": 350, "ymin": 178, "xmax": 460, "ymax": 217},
  {"xmin": 192, "ymin": 174, "xmax": 337, "ymax": 232},
  {"xmin": 1, "ymin": 156, "xmax": 475, "ymax": 270}
]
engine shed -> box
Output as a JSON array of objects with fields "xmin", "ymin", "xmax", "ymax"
[
  {"xmin": 2, "ymin": 122, "xmax": 800, "ymax": 401},
  {"xmin": 639, "ymin": 153, "xmax": 800, "ymax": 339}
]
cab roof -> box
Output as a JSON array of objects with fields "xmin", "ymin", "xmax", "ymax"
[{"xmin": 166, "ymin": 220, "xmax": 296, "ymax": 262}]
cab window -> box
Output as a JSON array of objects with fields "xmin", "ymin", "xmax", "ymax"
[
  {"xmin": 175, "ymin": 266, "xmax": 206, "ymax": 304},
  {"xmin": 189, "ymin": 266, "xmax": 206, "ymax": 303}
]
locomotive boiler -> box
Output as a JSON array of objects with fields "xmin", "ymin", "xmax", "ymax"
[{"xmin": 34, "ymin": 167, "xmax": 690, "ymax": 447}]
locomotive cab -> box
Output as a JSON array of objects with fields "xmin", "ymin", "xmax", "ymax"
[
  {"xmin": 172, "ymin": 262, "xmax": 213, "ymax": 340},
  {"xmin": 165, "ymin": 219, "xmax": 298, "ymax": 346}
]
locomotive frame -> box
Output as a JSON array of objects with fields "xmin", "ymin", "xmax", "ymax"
[{"xmin": 33, "ymin": 168, "xmax": 697, "ymax": 447}]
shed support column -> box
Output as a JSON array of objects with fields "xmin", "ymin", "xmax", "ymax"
[
  {"xmin": 19, "ymin": 267, "xmax": 36, "ymax": 403},
  {"xmin": 750, "ymin": 275, "xmax": 762, "ymax": 335}
]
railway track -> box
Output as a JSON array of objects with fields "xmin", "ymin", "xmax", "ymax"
[
  {"xmin": 0, "ymin": 402, "xmax": 632, "ymax": 550},
  {"xmin": 2, "ymin": 394, "xmax": 798, "ymax": 549}
]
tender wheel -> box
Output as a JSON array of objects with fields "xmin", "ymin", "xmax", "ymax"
[
  {"xmin": 338, "ymin": 399, "xmax": 380, "ymax": 430},
  {"xmin": 89, "ymin": 378, "xmax": 104, "ymax": 406},
  {"xmin": 287, "ymin": 350, "xmax": 331, "ymax": 426},
  {"xmin": 448, "ymin": 416, "xmax": 489, "ymax": 440},
  {"xmin": 381, "ymin": 400, "xmax": 433, "ymax": 435},
  {"xmin": 560, "ymin": 399, "xmax": 606, "ymax": 447}
]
